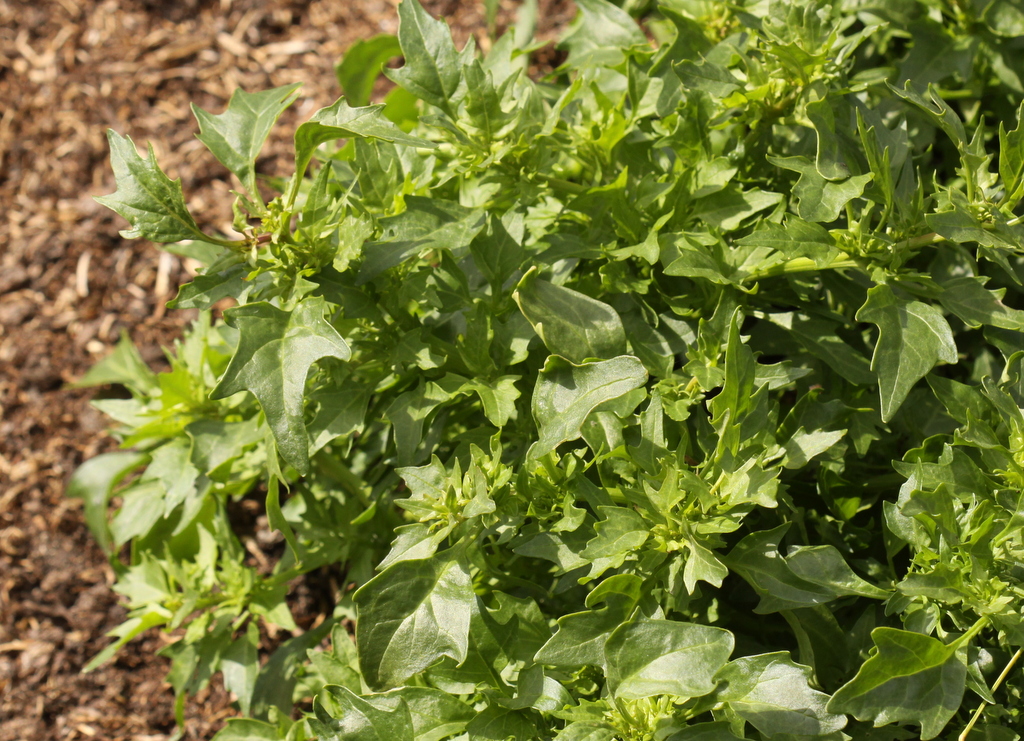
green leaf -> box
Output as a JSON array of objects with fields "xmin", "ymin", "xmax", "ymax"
[
  {"xmin": 210, "ymin": 719, "xmax": 282, "ymax": 741},
  {"xmin": 531, "ymin": 355, "xmax": 648, "ymax": 458},
  {"xmin": 336, "ymin": 35, "xmax": 403, "ymax": 108},
  {"xmin": 769, "ymin": 155, "xmax": 872, "ymax": 223},
  {"xmin": 766, "ymin": 312, "xmax": 874, "ymax": 385},
  {"xmin": 827, "ymin": 628, "xmax": 968, "ymax": 740},
  {"xmin": 936, "ymin": 276, "xmax": 1024, "ymax": 330},
  {"xmin": 470, "ymin": 213, "xmax": 526, "ymax": 290},
  {"xmin": 359, "ymin": 197, "xmax": 485, "ymax": 284},
  {"xmin": 715, "ymin": 652, "xmax": 848, "ymax": 736},
  {"xmin": 354, "ymin": 551, "xmax": 475, "ymax": 690},
  {"xmin": 222, "ymin": 624, "xmax": 260, "ymax": 716},
  {"xmin": 385, "ymin": 0, "xmax": 467, "ymax": 116},
  {"xmin": 96, "ymin": 130, "xmax": 211, "ymax": 244},
  {"xmin": 379, "ymin": 687, "xmax": 475, "ymax": 741},
  {"xmin": 856, "ymin": 284, "xmax": 957, "ymax": 422},
  {"xmin": 535, "ymin": 597, "xmax": 636, "ymax": 671},
  {"xmin": 691, "ymin": 186, "xmax": 784, "ymax": 230},
  {"xmin": 71, "ymin": 331, "xmax": 158, "ymax": 394},
  {"xmin": 604, "ymin": 618, "xmax": 734, "ymax": 700},
  {"xmin": 290, "ymin": 97, "xmax": 435, "ymax": 205},
  {"xmin": 724, "ymin": 525, "xmax": 888, "ymax": 613},
  {"xmin": 211, "ymin": 296, "xmax": 351, "ymax": 473},
  {"xmin": 67, "ymin": 451, "xmax": 149, "ymax": 552},
  {"xmin": 463, "ymin": 376, "xmax": 521, "ymax": 427},
  {"xmin": 999, "ymin": 103, "xmax": 1024, "ymax": 205},
  {"xmin": 665, "ymin": 722, "xmax": 746, "ymax": 740},
  {"xmin": 311, "ymin": 685, "xmax": 415, "ymax": 741},
  {"xmin": 514, "ymin": 268, "xmax": 627, "ymax": 363},
  {"xmin": 806, "ymin": 97, "xmax": 850, "ymax": 180},
  {"xmin": 581, "ymin": 506, "xmax": 650, "ymax": 579},
  {"xmin": 675, "ymin": 59, "xmax": 742, "ymax": 97},
  {"xmin": 560, "ymin": 0, "xmax": 647, "ymax": 69},
  {"xmin": 555, "ymin": 722, "xmax": 618, "ymax": 741},
  {"xmin": 683, "ymin": 539, "xmax": 729, "ymax": 594},
  {"xmin": 192, "ymin": 83, "xmax": 301, "ymax": 197},
  {"xmin": 168, "ymin": 263, "xmax": 249, "ymax": 310},
  {"xmin": 465, "ymin": 706, "xmax": 538, "ymax": 740}
]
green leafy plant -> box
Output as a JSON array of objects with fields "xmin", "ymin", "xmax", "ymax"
[{"xmin": 74, "ymin": 0, "xmax": 1024, "ymax": 738}]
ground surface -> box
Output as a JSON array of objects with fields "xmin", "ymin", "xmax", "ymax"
[{"xmin": 0, "ymin": 1, "xmax": 574, "ymax": 738}]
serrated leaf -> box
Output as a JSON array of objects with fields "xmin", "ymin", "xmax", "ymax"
[
  {"xmin": 96, "ymin": 130, "xmax": 211, "ymax": 243},
  {"xmin": 827, "ymin": 628, "xmax": 968, "ymax": 740},
  {"xmin": 379, "ymin": 687, "xmax": 475, "ymax": 741},
  {"xmin": 675, "ymin": 59, "xmax": 741, "ymax": 97},
  {"xmin": 210, "ymin": 296, "xmax": 351, "ymax": 473},
  {"xmin": 769, "ymin": 155, "xmax": 872, "ymax": 222},
  {"xmin": 581, "ymin": 506, "xmax": 649, "ymax": 579},
  {"xmin": 168, "ymin": 263, "xmax": 249, "ymax": 310},
  {"xmin": 856, "ymin": 284, "xmax": 957, "ymax": 422},
  {"xmin": 192, "ymin": 83, "xmax": 301, "ymax": 197},
  {"xmin": 936, "ymin": 276, "xmax": 1024, "ymax": 330},
  {"xmin": 724, "ymin": 525, "xmax": 888, "ymax": 613},
  {"xmin": 560, "ymin": 0, "xmax": 647, "ymax": 69},
  {"xmin": 385, "ymin": 0, "xmax": 466, "ymax": 116}
]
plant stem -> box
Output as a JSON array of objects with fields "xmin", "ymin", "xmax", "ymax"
[
  {"xmin": 538, "ymin": 174, "xmax": 588, "ymax": 194},
  {"xmin": 743, "ymin": 254, "xmax": 859, "ymax": 283},
  {"xmin": 959, "ymin": 647, "xmax": 1023, "ymax": 741}
]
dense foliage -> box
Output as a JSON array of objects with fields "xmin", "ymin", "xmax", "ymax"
[{"xmin": 73, "ymin": 0, "xmax": 1024, "ymax": 738}]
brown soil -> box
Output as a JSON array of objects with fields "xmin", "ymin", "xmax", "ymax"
[{"xmin": 0, "ymin": 0, "xmax": 575, "ymax": 739}]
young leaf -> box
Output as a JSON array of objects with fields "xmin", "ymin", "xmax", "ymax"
[
  {"xmin": 66, "ymin": 451, "xmax": 149, "ymax": 552},
  {"xmin": 210, "ymin": 296, "xmax": 351, "ymax": 473},
  {"xmin": 192, "ymin": 83, "xmax": 302, "ymax": 198},
  {"xmin": 71, "ymin": 331, "xmax": 159, "ymax": 394}
]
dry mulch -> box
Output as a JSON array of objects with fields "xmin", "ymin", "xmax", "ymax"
[{"xmin": 0, "ymin": 0, "xmax": 575, "ymax": 738}]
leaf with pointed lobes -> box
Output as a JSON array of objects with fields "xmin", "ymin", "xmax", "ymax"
[
  {"xmin": 211, "ymin": 297, "xmax": 350, "ymax": 474},
  {"xmin": 192, "ymin": 83, "xmax": 302, "ymax": 198},
  {"xmin": 96, "ymin": 131, "xmax": 211, "ymax": 244}
]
